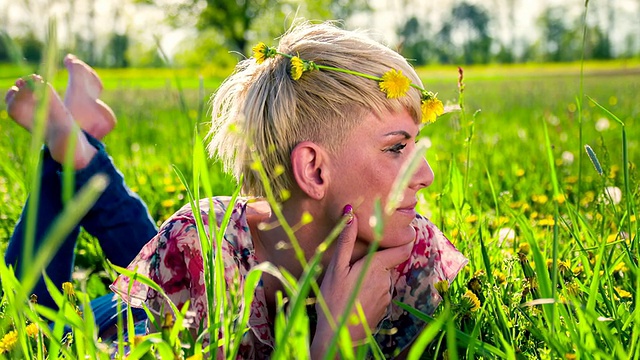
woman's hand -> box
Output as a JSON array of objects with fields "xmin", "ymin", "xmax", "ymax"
[{"xmin": 311, "ymin": 206, "xmax": 413, "ymax": 357}]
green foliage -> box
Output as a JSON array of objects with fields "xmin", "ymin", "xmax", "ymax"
[{"xmin": 0, "ymin": 59, "xmax": 639, "ymax": 358}]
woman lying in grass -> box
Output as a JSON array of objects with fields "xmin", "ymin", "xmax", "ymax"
[{"xmin": 6, "ymin": 22, "xmax": 467, "ymax": 358}]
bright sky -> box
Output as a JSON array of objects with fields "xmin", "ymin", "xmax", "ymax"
[{"xmin": 0, "ymin": 0, "xmax": 638, "ymax": 57}]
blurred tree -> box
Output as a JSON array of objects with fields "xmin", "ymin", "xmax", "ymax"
[
  {"xmin": 17, "ymin": 32, "xmax": 43, "ymax": 63},
  {"xmin": 105, "ymin": 33, "xmax": 130, "ymax": 68},
  {"xmin": 397, "ymin": 16, "xmax": 434, "ymax": 65},
  {"xmin": 450, "ymin": 2, "xmax": 492, "ymax": 64},
  {"xmin": 0, "ymin": 34, "xmax": 9, "ymax": 62},
  {"xmin": 536, "ymin": 6, "xmax": 575, "ymax": 61},
  {"xmin": 164, "ymin": 0, "xmax": 370, "ymax": 54}
]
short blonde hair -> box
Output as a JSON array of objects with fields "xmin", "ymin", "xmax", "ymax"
[{"xmin": 207, "ymin": 22, "xmax": 424, "ymax": 198}]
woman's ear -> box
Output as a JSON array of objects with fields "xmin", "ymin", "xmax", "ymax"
[{"xmin": 291, "ymin": 141, "xmax": 329, "ymax": 200}]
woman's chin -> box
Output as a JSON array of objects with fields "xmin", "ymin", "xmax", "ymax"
[{"xmin": 379, "ymin": 225, "xmax": 416, "ymax": 249}]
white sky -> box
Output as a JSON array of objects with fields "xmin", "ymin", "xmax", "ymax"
[{"xmin": 0, "ymin": 0, "xmax": 638, "ymax": 57}]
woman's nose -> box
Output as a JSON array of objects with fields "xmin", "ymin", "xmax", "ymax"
[{"xmin": 411, "ymin": 158, "xmax": 434, "ymax": 190}]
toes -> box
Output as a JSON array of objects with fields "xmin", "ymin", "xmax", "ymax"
[
  {"xmin": 64, "ymin": 53, "xmax": 78, "ymax": 68},
  {"xmin": 4, "ymin": 86, "xmax": 18, "ymax": 104}
]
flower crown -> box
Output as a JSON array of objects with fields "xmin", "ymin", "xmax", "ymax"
[{"xmin": 252, "ymin": 42, "xmax": 444, "ymax": 124}]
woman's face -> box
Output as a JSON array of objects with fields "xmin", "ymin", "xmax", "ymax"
[{"xmin": 327, "ymin": 109, "xmax": 434, "ymax": 248}]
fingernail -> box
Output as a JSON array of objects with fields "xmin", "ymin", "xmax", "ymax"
[{"xmin": 343, "ymin": 204, "xmax": 354, "ymax": 225}]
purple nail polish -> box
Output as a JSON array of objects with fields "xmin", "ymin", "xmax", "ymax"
[{"xmin": 343, "ymin": 204, "xmax": 354, "ymax": 225}]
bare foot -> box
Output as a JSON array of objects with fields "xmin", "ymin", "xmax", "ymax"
[
  {"xmin": 5, "ymin": 75, "xmax": 97, "ymax": 169},
  {"xmin": 64, "ymin": 54, "xmax": 116, "ymax": 140}
]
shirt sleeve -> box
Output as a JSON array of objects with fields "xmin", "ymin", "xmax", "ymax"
[{"xmin": 110, "ymin": 207, "xmax": 220, "ymax": 330}]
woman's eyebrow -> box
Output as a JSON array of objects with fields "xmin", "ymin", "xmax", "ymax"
[{"xmin": 383, "ymin": 130, "xmax": 412, "ymax": 139}]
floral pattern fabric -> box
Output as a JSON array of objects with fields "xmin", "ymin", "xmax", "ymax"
[{"xmin": 111, "ymin": 197, "xmax": 467, "ymax": 359}]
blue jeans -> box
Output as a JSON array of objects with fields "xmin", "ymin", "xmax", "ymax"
[{"xmin": 5, "ymin": 134, "xmax": 158, "ymax": 311}]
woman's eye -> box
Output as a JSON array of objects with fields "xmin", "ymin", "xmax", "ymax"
[{"xmin": 387, "ymin": 143, "xmax": 407, "ymax": 153}]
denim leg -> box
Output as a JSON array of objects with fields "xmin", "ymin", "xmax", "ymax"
[
  {"xmin": 77, "ymin": 134, "xmax": 158, "ymax": 267},
  {"xmin": 5, "ymin": 149, "xmax": 80, "ymax": 309},
  {"xmin": 7, "ymin": 134, "xmax": 158, "ymax": 309}
]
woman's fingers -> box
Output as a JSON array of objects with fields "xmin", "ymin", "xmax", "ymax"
[
  {"xmin": 371, "ymin": 240, "xmax": 414, "ymax": 271},
  {"xmin": 328, "ymin": 204, "xmax": 357, "ymax": 271}
]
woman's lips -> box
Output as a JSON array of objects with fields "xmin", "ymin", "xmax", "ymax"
[{"xmin": 396, "ymin": 202, "xmax": 417, "ymax": 217}]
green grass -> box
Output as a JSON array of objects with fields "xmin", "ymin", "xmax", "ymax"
[{"xmin": 0, "ymin": 59, "xmax": 638, "ymax": 358}]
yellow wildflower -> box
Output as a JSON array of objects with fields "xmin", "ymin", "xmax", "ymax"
[
  {"xmin": 421, "ymin": 93, "xmax": 444, "ymax": 124},
  {"xmin": 434, "ymin": 280, "xmax": 449, "ymax": 295},
  {"xmin": 538, "ymin": 217, "xmax": 555, "ymax": 226},
  {"xmin": 493, "ymin": 271, "xmax": 507, "ymax": 284},
  {"xmin": 162, "ymin": 312, "xmax": 175, "ymax": 329},
  {"xmin": 161, "ymin": 199, "xmax": 175, "ymax": 208},
  {"xmin": 465, "ymin": 214, "xmax": 478, "ymax": 223},
  {"xmin": 187, "ymin": 354, "xmax": 204, "ymax": 360},
  {"xmin": 62, "ymin": 282, "xmax": 76, "ymax": 301},
  {"xmin": 252, "ymin": 42, "xmax": 269, "ymax": 64},
  {"xmin": 518, "ymin": 242, "xmax": 530, "ymax": 255},
  {"xmin": 379, "ymin": 69, "xmax": 411, "ymax": 99},
  {"xmin": 473, "ymin": 269, "xmax": 486, "ymax": 277},
  {"xmin": 554, "ymin": 193, "xmax": 566, "ymax": 204},
  {"xmin": 614, "ymin": 287, "xmax": 632, "ymax": 299},
  {"xmin": 532, "ymin": 194, "xmax": 548, "ymax": 204},
  {"xmin": 290, "ymin": 56, "xmax": 305, "ymax": 80},
  {"xmin": 26, "ymin": 323, "xmax": 39, "ymax": 338},
  {"xmin": 467, "ymin": 277, "xmax": 482, "ymax": 293},
  {"xmin": 565, "ymin": 281, "xmax": 581, "ymax": 297},
  {"xmin": 0, "ymin": 330, "xmax": 18, "ymax": 353},
  {"xmin": 462, "ymin": 290, "xmax": 481, "ymax": 312}
]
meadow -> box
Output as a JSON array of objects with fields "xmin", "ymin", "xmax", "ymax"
[{"xmin": 0, "ymin": 59, "xmax": 639, "ymax": 359}]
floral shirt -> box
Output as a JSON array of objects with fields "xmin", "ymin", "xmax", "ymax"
[{"xmin": 111, "ymin": 197, "xmax": 467, "ymax": 359}]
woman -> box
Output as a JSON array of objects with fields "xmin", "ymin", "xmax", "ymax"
[
  {"xmin": 6, "ymin": 22, "xmax": 466, "ymax": 358},
  {"xmin": 112, "ymin": 22, "xmax": 467, "ymax": 358}
]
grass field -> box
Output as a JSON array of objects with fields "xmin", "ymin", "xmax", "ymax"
[{"xmin": 0, "ymin": 59, "xmax": 639, "ymax": 358}]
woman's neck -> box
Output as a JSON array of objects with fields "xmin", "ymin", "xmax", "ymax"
[{"xmin": 248, "ymin": 199, "xmax": 331, "ymax": 278}]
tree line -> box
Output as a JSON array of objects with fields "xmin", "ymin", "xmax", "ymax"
[{"xmin": 1, "ymin": 0, "xmax": 638, "ymax": 67}]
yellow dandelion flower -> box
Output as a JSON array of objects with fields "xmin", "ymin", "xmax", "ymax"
[
  {"xmin": 538, "ymin": 217, "xmax": 555, "ymax": 226},
  {"xmin": 467, "ymin": 277, "xmax": 482, "ymax": 293},
  {"xmin": 518, "ymin": 242, "xmax": 530, "ymax": 255},
  {"xmin": 187, "ymin": 354, "xmax": 203, "ymax": 360},
  {"xmin": 462, "ymin": 290, "xmax": 481, "ymax": 312},
  {"xmin": 613, "ymin": 262, "xmax": 627, "ymax": 273},
  {"xmin": 565, "ymin": 281, "xmax": 581, "ymax": 297},
  {"xmin": 161, "ymin": 199, "xmax": 175, "ymax": 208},
  {"xmin": 553, "ymin": 194, "xmax": 566, "ymax": 204},
  {"xmin": 0, "ymin": 330, "xmax": 18, "ymax": 353},
  {"xmin": 62, "ymin": 282, "xmax": 76, "ymax": 301},
  {"xmin": 434, "ymin": 280, "xmax": 449, "ymax": 295},
  {"xmin": 473, "ymin": 269, "xmax": 486, "ymax": 277},
  {"xmin": 558, "ymin": 260, "xmax": 571, "ymax": 274},
  {"xmin": 614, "ymin": 287, "xmax": 632, "ymax": 299},
  {"xmin": 421, "ymin": 95, "xmax": 444, "ymax": 124},
  {"xmin": 494, "ymin": 271, "xmax": 507, "ymax": 284},
  {"xmin": 161, "ymin": 312, "xmax": 175, "ymax": 329},
  {"xmin": 532, "ymin": 194, "xmax": 548, "ymax": 204},
  {"xmin": 379, "ymin": 69, "xmax": 411, "ymax": 99},
  {"xmin": 515, "ymin": 168, "xmax": 525, "ymax": 177},
  {"xmin": 465, "ymin": 214, "xmax": 478, "ymax": 223},
  {"xmin": 252, "ymin": 42, "xmax": 269, "ymax": 64},
  {"xmin": 290, "ymin": 56, "xmax": 305, "ymax": 80},
  {"xmin": 26, "ymin": 323, "xmax": 39, "ymax": 338}
]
